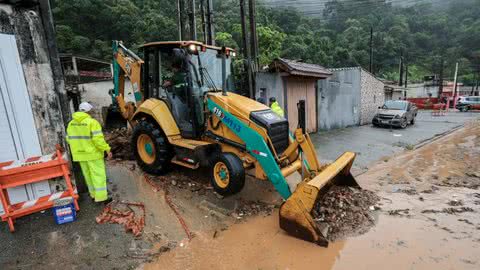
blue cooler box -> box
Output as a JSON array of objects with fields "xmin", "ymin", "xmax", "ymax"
[{"xmin": 53, "ymin": 198, "xmax": 76, "ymax": 225}]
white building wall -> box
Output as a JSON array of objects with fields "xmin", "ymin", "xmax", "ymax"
[{"xmin": 78, "ymin": 79, "xmax": 134, "ymax": 124}]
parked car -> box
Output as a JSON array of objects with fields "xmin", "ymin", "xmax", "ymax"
[
  {"xmin": 372, "ymin": 100, "xmax": 418, "ymax": 129},
  {"xmin": 456, "ymin": 96, "xmax": 480, "ymax": 112}
]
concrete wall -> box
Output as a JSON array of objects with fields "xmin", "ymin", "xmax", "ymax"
[
  {"xmin": 0, "ymin": 2, "xmax": 72, "ymax": 194},
  {"xmin": 0, "ymin": 2, "xmax": 69, "ymax": 154},
  {"xmin": 255, "ymin": 72, "xmax": 284, "ymax": 108},
  {"xmin": 359, "ymin": 69, "xmax": 385, "ymax": 125},
  {"xmin": 77, "ymin": 79, "xmax": 135, "ymax": 125},
  {"xmin": 317, "ymin": 68, "xmax": 361, "ymax": 130},
  {"xmin": 405, "ymin": 83, "xmax": 439, "ymax": 98}
]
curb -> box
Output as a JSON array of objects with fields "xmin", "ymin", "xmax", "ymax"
[{"xmin": 413, "ymin": 124, "xmax": 464, "ymax": 150}]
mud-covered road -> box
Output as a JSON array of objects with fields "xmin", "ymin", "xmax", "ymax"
[{"xmin": 143, "ymin": 120, "xmax": 480, "ymax": 270}]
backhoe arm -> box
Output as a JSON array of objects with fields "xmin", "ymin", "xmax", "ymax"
[{"xmin": 112, "ymin": 40, "xmax": 144, "ymax": 120}]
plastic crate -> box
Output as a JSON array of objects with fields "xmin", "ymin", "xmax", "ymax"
[{"xmin": 53, "ymin": 198, "xmax": 76, "ymax": 225}]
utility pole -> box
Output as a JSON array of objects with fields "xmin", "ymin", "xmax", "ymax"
[
  {"xmin": 189, "ymin": 0, "xmax": 197, "ymax": 40},
  {"xmin": 404, "ymin": 52, "xmax": 408, "ymax": 88},
  {"xmin": 177, "ymin": 0, "xmax": 183, "ymax": 40},
  {"xmin": 200, "ymin": 0, "xmax": 207, "ymax": 43},
  {"xmin": 398, "ymin": 52, "xmax": 403, "ymax": 87},
  {"xmin": 206, "ymin": 0, "xmax": 215, "ymax": 45},
  {"xmin": 177, "ymin": 0, "xmax": 189, "ymax": 40},
  {"xmin": 438, "ymin": 56, "xmax": 444, "ymax": 98},
  {"xmin": 404, "ymin": 63, "xmax": 408, "ymax": 88},
  {"xmin": 240, "ymin": 0, "xmax": 253, "ymax": 98},
  {"xmin": 476, "ymin": 69, "xmax": 479, "ymax": 95},
  {"xmin": 452, "ymin": 62, "xmax": 459, "ymax": 109},
  {"xmin": 249, "ymin": 0, "xmax": 259, "ymax": 70},
  {"xmin": 248, "ymin": 0, "xmax": 258, "ymax": 96},
  {"xmin": 369, "ymin": 27, "xmax": 373, "ymax": 73}
]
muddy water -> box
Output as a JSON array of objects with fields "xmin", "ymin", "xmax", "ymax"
[
  {"xmin": 336, "ymin": 214, "xmax": 479, "ymax": 270},
  {"xmin": 144, "ymin": 212, "xmax": 345, "ymax": 270},
  {"xmin": 145, "ymin": 210, "xmax": 478, "ymax": 270}
]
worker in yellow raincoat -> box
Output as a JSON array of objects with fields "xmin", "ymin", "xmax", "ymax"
[
  {"xmin": 269, "ymin": 97, "xmax": 285, "ymax": 117},
  {"xmin": 66, "ymin": 102, "xmax": 112, "ymax": 203}
]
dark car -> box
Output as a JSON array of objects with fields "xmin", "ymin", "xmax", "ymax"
[{"xmin": 372, "ymin": 100, "xmax": 418, "ymax": 129}]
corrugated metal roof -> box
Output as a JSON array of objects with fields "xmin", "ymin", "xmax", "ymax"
[{"xmin": 271, "ymin": 58, "xmax": 332, "ymax": 78}]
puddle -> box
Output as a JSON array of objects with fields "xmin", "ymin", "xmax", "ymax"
[
  {"xmin": 335, "ymin": 215, "xmax": 479, "ymax": 270},
  {"xmin": 144, "ymin": 213, "xmax": 345, "ymax": 270},
  {"xmin": 144, "ymin": 210, "xmax": 479, "ymax": 270}
]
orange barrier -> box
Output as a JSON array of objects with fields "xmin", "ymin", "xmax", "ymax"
[
  {"xmin": 0, "ymin": 146, "xmax": 79, "ymax": 232},
  {"xmin": 431, "ymin": 103, "xmax": 446, "ymax": 116}
]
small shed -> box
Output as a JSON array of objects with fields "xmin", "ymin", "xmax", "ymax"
[{"xmin": 257, "ymin": 58, "xmax": 331, "ymax": 133}]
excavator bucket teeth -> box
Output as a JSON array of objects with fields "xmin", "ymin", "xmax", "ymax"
[{"xmin": 279, "ymin": 152, "xmax": 359, "ymax": 247}]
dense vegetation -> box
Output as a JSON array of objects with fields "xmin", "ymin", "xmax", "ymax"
[{"xmin": 52, "ymin": 0, "xmax": 480, "ymax": 85}]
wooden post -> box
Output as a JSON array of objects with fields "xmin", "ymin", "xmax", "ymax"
[
  {"xmin": 206, "ymin": 0, "xmax": 215, "ymax": 45},
  {"xmin": 452, "ymin": 62, "xmax": 459, "ymax": 109},
  {"xmin": 190, "ymin": 0, "xmax": 197, "ymax": 40}
]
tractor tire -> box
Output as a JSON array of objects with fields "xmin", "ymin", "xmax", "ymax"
[
  {"xmin": 210, "ymin": 153, "xmax": 245, "ymax": 196},
  {"xmin": 132, "ymin": 120, "xmax": 173, "ymax": 175}
]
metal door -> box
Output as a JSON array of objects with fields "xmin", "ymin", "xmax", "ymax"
[{"xmin": 0, "ymin": 34, "xmax": 45, "ymax": 212}]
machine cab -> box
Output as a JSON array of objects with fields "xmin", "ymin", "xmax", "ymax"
[{"xmin": 140, "ymin": 41, "xmax": 236, "ymax": 139}]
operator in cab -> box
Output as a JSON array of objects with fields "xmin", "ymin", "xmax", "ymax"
[
  {"xmin": 162, "ymin": 62, "xmax": 188, "ymax": 100},
  {"xmin": 269, "ymin": 97, "xmax": 285, "ymax": 117}
]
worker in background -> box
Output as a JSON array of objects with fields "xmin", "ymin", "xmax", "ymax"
[
  {"xmin": 66, "ymin": 102, "xmax": 112, "ymax": 204},
  {"xmin": 269, "ymin": 97, "xmax": 285, "ymax": 117}
]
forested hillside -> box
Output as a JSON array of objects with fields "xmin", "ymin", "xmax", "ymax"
[{"xmin": 52, "ymin": 0, "xmax": 480, "ymax": 84}]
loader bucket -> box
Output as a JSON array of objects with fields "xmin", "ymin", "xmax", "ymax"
[
  {"xmin": 102, "ymin": 106, "xmax": 127, "ymax": 130},
  {"xmin": 279, "ymin": 152, "xmax": 359, "ymax": 247}
]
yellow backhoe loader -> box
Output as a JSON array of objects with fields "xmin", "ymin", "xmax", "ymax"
[{"xmin": 110, "ymin": 40, "xmax": 359, "ymax": 246}]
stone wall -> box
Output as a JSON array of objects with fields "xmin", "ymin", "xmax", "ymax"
[{"xmin": 360, "ymin": 69, "xmax": 385, "ymax": 125}]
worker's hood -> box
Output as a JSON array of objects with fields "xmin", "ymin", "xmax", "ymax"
[
  {"xmin": 72, "ymin": 112, "xmax": 91, "ymax": 122},
  {"xmin": 377, "ymin": 109, "xmax": 406, "ymax": 116}
]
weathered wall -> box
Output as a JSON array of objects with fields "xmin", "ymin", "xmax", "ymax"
[
  {"xmin": 359, "ymin": 69, "xmax": 385, "ymax": 125},
  {"xmin": 255, "ymin": 72, "xmax": 285, "ymax": 108},
  {"xmin": 0, "ymin": 3, "xmax": 68, "ymax": 154},
  {"xmin": 78, "ymin": 79, "xmax": 135, "ymax": 125},
  {"xmin": 317, "ymin": 68, "xmax": 361, "ymax": 130},
  {"xmin": 405, "ymin": 83, "xmax": 439, "ymax": 98}
]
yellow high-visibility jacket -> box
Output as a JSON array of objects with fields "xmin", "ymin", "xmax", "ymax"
[
  {"xmin": 270, "ymin": 101, "xmax": 285, "ymax": 118},
  {"xmin": 66, "ymin": 112, "xmax": 111, "ymax": 162}
]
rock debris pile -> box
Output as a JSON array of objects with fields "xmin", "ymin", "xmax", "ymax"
[{"xmin": 312, "ymin": 186, "xmax": 380, "ymax": 241}]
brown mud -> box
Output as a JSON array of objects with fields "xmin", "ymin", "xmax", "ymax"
[{"xmin": 142, "ymin": 120, "xmax": 480, "ymax": 270}]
